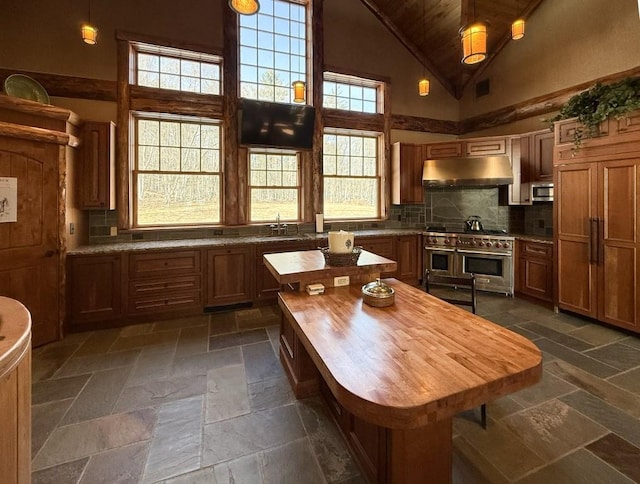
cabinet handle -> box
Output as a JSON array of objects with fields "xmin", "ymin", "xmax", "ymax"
[
  {"xmin": 589, "ymin": 218, "xmax": 598, "ymax": 264},
  {"xmin": 598, "ymin": 218, "xmax": 604, "ymax": 265}
]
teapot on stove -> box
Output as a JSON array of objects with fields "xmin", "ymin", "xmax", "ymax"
[{"xmin": 466, "ymin": 215, "xmax": 484, "ymax": 232}]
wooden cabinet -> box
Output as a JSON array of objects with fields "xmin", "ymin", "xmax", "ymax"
[
  {"xmin": 516, "ymin": 240, "xmax": 553, "ymax": 303},
  {"xmin": 255, "ymin": 241, "xmax": 314, "ymax": 303},
  {"xmin": 391, "ymin": 142, "xmax": 425, "ymax": 204},
  {"xmin": 530, "ymin": 130, "xmax": 554, "ymax": 181},
  {"xmin": 426, "ymin": 141, "xmax": 463, "ymax": 159},
  {"xmin": 205, "ymin": 246, "xmax": 254, "ymax": 307},
  {"xmin": 67, "ymin": 254, "xmax": 123, "ymax": 325},
  {"xmin": 80, "ymin": 121, "xmax": 116, "ymax": 209},
  {"xmin": 128, "ymin": 250, "xmax": 202, "ymax": 316},
  {"xmin": 466, "ymin": 137, "xmax": 508, "ymax": 156},
  {"xmin": 556, "ymin": 157, "xmax": 640, "ymax": 333},
  {"xmin": 394, "ymin": 234, "xmax": 421, "ymax": 285},
  {"xmin": 359, "ymin": 236, "xmax": 396, "ymax": 278}
]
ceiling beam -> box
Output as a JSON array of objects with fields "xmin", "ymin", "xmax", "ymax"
[
  {"xmin": 460, "ymin": 0, "xmax": 546, "ymax": 95},
  {"xmin": 359, "ymin": 0, "xmax": 458, "ymax": 99}
]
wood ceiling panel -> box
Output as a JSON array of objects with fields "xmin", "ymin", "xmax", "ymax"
[{"xmin": 360, "ymin": 0, "xmax": 546, "ymax": 98}]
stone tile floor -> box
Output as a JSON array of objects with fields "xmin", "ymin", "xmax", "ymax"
[{"xmin": 31, "ymin": 294, "xmax": 640, "ymax": 483}]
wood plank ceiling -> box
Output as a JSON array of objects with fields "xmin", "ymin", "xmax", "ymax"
[{"xmin": 360, "ymin": 0, "xmax": 546, "ymax": 99}]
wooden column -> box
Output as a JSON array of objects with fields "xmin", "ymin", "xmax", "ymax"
[{"xmin": 311, "ymin": 0, "xmax": 324, "ymax": 221}]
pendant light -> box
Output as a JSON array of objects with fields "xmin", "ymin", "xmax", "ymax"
[
  {"xmin": 511, "ymin": 0, "xmax": 525, "ymax": 40},
  {"xmin": 81, "ymin": 0, "xmax": 98, "ymax": 45},
  {"xmin": 460, "ymin": 0, "xmax": 487, "ymax": 65},
  {"xmin": 418, "ymin": 0, "xmax": 430, "ymax": 96},
  {"xmin": 229, "ymin": 0, "xmax": 260, "ymax": 15},
  {"xmin": 292, "ymin": 80, "xmax": 306, "ymax": 103}
]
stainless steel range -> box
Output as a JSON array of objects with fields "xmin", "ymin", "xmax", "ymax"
[{"xmin": 423, "ymin": 230, "xmax": 515, "ymax": 295}]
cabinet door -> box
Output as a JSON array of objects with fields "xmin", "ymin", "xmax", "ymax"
[
  {"xmin": 518, "ymin": 241, "xmax": 553, "ymax": 302},
  {"xmin": 255, "ymin": 241, "xmax": 314, "ymax": 302},
  {"xmin": 81, "ymin": 121, "xmax": 116, "ymax": 209},
  {"xmin": 206, "ymin": 246, "xmax": 254, "ymax": 306},
  {"xmin": 359, "ymin": 237, "xmax": 395, "ymax": 277},
  {"xmin": 597, "ymin": 159, "xmax": 640, "ymax": 330},
  {"xmin": 532, "ymin": 131, "xmax": 554, "ymax": 181},
  {"xmin": 466, "ymin": 137, "xmax": 507, "ymax": 156},
  {"xmin": 426, "ymin": 142, "xmax": 463, "ymax": 159},
  {"xmin": 391, "ymin": 143, "xmax": 425, "ymax": 204},
  {"xmin": 68, "ymin": 254, "xmax": 123, "ymax": 324},
  {"xmin": 395, "ymin": 235, "xmax": 420, "ymax": 285},
  {"xmin": 555, "ymin": 163, "xmax": 598, "ymax": 318}
]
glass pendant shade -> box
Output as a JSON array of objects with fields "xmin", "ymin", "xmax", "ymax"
[
  {"xmin": 418, "ymin": 78, "xmax": 430, "ymax": 96},
  {"xmin": 229, "ymin": 0, "xmax": 260, "ymax": 15},
  {"xmin": 460, "ymin": 22, "xmax": 487, "ymax": 64},
  {"xmin": 81, "ymin": 24, "xmax": 98, "ymax": 45},
  {"xmin": 511, "ymin": 18, "xmax": 525, "ymax": 40},
  {"xmin": 292, "ymin": 80, "xmax": 305, "ymax": 103}
]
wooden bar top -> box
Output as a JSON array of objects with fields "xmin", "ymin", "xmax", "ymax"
[
  {"xmin": 278, "ymin": 279, "xmax": 542, "ymax": 429},
  {"xmin": 0, "ymin": 296, "xmax": 31, "ymax": 380},
  {"xmin": 264, "ymin": 249, "xmax": 397, "ymax": 286}
]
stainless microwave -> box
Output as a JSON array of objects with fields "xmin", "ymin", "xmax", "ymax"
[{"xmin": 531, "ymin": 183, "xmax": 553, "ymax": 202}]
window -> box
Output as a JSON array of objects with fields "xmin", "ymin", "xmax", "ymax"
[
  {"xmin": 133, "ymin": 43, "xmax": 222, "ymax": 95},
  {"xmin": 323, "ymin": 72, "xmax": 382, "ymax": 114},
  {"xmin": 323, "ymin": 130, "xmax": 381, "ymax": 220},
  {"xmin": 134, "ymin": 116, "xmax": 222, "ymax": 226},
  {"xmin": 238, "ymin": 0, "xmax": 307, "ymax": 103},
  {"xmin": 249, "ymin": 150, "xmax": 300, "ymax": 222}
]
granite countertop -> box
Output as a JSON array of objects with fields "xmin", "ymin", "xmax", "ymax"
[
  {"xmin": 68, "ymin": 228, "xmax": 424, "ymax": 255},
  {"xmin": 512, "ymin": 234, "xmax": 554, "ymax": 244}
]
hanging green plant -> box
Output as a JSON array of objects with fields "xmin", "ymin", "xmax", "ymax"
[{"xmin": 548, "ymin": 76, "xmax": 640, "ymax": 149}]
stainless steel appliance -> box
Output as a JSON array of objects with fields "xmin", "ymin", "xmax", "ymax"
[
  {"xmin": 531, "ymin": 182, "xmax": 554, "ymax": 202},
  {"xmin": 423, "ymin": 230, "xmax": 514, "ymax": 295},
  {"xmin": 466, "ymin": 215, "xmax": 483, "ymax": 232}
]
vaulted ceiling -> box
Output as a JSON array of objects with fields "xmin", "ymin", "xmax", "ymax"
[{"xmin": 359, "ymin": 0, "xmax": 546, "ymax": 99}]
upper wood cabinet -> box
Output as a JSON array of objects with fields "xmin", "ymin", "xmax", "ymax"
[
  {"xmin": 80, "ymin": 121, "xmax": 116, "ymax": 210},
  {"xmin": 530, "ymin": 130, "xmax": 554, "ymax": 181},
  {"xmin": 466, "ymin": 137, "xmax": 508, "ymax": 157},
  {"xmin": 391, "ymin": 142, "xmax": 425, "ymax": 204},
  {"xmin": 426, "ymin": 141, "xmax": 463, "ymax": 159}
]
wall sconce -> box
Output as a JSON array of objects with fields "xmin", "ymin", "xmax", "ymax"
[
  {"xmin": 511, "ymin": 18, "xmax": 525, "ymax": 40},
  {"xmin": 229, "ymin": 0, "xmax": 260, "ymax": 15},
  {"xmin": 82, "ymin": 24, "xmax": 98, "ymax": 45},
  {"xmin": 292, "ymin": 80, "xmax": 305, "ymax": 103},
  {"xmin": 418, "ymin": 78, "xmax": 430, "ymax": 96},
  {"xmin": 460, "ymin": 21, "xmax": 487, "ymax": 65}
]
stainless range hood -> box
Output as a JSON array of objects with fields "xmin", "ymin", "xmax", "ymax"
[{"xmin": 422, "ymin": 156, "xmax": 513, "ymax": 187}]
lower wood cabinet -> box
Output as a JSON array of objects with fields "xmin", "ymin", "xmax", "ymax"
[
  {"xmin": 359, "ymin": 236, "xmax": 396, "ymax": 278},
  {"xmin": 205, "ymin": 246, "xmax": 254, "ymax": 307},
  {"xmin": 395, "ymin": 235, "xmax": 421, "ymax": 285},
  {"xmin": 516, "ymin": 240, "xmax": 553, "ymax": 304},
  {"xmin": 67, "ymin": 254, "xmax": 124, "ymax": 326},
  {"xmin": 128, "ymin": 250, "xmax": 202, "ymax": 316}
]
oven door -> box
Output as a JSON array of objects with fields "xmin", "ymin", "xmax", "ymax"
[
  {"xmin": 457, "ymin": 249, "xmax": 513, "ymax": 295},
  {"xmin": 424, "ymin": 247, "xmax": 456, "ymax": 278}
]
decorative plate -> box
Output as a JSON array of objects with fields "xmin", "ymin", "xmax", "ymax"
[{"xmin": 4, "ymin": 74, "xmax": 50, "ymax": 104}]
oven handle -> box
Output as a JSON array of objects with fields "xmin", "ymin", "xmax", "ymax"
[
  {"xmin": 424, "ymin": 247, "xmax": 456, "ymax": 252},
  {"xmin": 457, "ymin": 249, "xmax": 512, "ymax": 256}
]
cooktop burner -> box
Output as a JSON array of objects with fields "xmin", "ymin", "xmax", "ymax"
[{"xmin": 425, "ymin": 226, "xmax": 508, "ymax": 236}]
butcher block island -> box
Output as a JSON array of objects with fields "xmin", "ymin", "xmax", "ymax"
[{"xmin": 264, "ymin": 249, "xmax": 542, "ymax": 484}]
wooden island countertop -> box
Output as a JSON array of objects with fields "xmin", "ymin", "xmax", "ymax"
[{"xmin": 278, "ymin": 279, "xmax": 542, "ymax": 430}]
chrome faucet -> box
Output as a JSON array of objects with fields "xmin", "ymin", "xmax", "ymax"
[{"xmin": 269, "ymin": 213, "xmax": 287, "ymax": 235}]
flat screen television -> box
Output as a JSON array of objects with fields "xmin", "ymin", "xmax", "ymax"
[{"xmin": 238, "ymin": 99, "xmax": 315, "ymax": 150}]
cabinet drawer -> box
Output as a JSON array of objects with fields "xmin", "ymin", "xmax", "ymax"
[
  {"xmin": 359, "ymin": 237, "xmax": 394, "ymax": 259},
  {"xmin": 128, "ymin": 290, "xmax": 202, "ymax": 315},
  {"xmin": 129, "ymin": 274, "xmax": 201, "ymax": 296},
  {"xmin": 521, "ymin": 240, "xmax": 552, "ymax": 259},
  {"xmin": 129, "ymin": 250, "xmax": 201, "ymax": 277}
]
